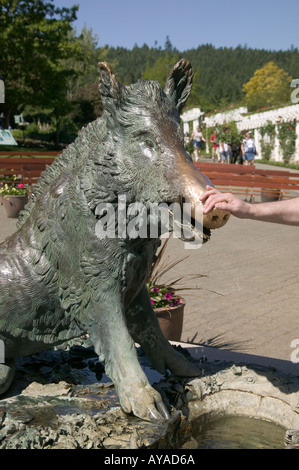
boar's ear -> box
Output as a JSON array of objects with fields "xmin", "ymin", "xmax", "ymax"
[
  {"xmin": 98, "ymin": 62, "xmax": 124, "ymax": 106},
  {"xmin": 164, "ymin": 59, "xmax": 193, "ymax": 113}
]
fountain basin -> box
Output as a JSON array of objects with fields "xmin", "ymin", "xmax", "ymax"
[{"xmin": 0, "ymin": 342, "xmax": 298, "ymax": 449}]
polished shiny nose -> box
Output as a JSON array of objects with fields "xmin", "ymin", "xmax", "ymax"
[
  {"xmin": 173, "ymin": 148, "xmax": 230, "ymax": 230},
  {"xmin": 203, "ymin": 207, "xmax": 230, "ymax": 229}
]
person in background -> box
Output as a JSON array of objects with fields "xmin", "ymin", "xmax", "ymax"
[
  {"xmin": 241, "ymin": 131, "xmax": 255, "ymax": 166},
  {"xmin": 219, "ymin": 141, "xmax": 229, "ymax": 164},
  {"xmin": 210, "ymin": 131, "xmax": 220, "ymax": 162},
  {"xmin": 231, "ymin": 142, "xmax": 242, "ymax": 164},
  {"xmin": 191, "ymin": 126, "xmax": 206, "ymax": 161}
]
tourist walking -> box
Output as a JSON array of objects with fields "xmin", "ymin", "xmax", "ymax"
[
  {"xmin": 210, "ymin": 132, "xmax": 220, "ymax": 162},
  {"xmin": 241, "ymin": 132, "xmax": 256, "ymax": 166},
  {"xmin": 219, "ymin": 141, "xmax": 232, "ymax": 164},
  {"xmin": 191, "ymin": 126, "xmax": 205, "ymax": 161}
]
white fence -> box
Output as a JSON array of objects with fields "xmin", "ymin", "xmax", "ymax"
[
  {"xmin": 181, "ymin": 104, "xmax": 299, "ymax": 162},
  {"xmin": 181, "ymin": 108, "xmax": 205, "ymax": 135}
]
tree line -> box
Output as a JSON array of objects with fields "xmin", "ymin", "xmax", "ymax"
[
  {"xmin": 1, "ymin": 0, "xmax": 298, "ymax": 146},
  {"xmin": 105, "ymin": 42, "xmax": 299, "ymax": 111}
]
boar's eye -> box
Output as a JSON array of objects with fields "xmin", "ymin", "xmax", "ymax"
[{"xmin": 145, "ymin": 140, "xmax": 154, "ymax": 149}]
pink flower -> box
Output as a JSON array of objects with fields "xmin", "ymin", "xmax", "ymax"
[
  {"xmin": 150, "ymin": 298, "xmax": 154, "ymax": 305},
  {"xmin": 18, "ymin": 183, "xmax": 24, "ymax": 189},
  {"xmin": 164, "ymin": 293, "xmax": 172, "ymax": 301},
  {"xmin": 153, "ymin": 287, "xmax": 159, "ymax": 293}
]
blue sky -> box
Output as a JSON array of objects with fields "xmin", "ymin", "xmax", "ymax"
[{"xmin": 53, "ymin": 0, "xmax": 299, "ymax": 51}]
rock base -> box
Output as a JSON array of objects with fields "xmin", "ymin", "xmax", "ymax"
[{"xmin": 0, "ymin": 344, "xmax": 299, "ymax": 449}]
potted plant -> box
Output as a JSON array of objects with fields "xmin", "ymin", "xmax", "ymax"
[
  {"xmin": 146, "ymin": 237, "xmax": 205, "ymax": 342},
  {"xmin": 0, "ymin": 183, "xmax": 29, "ymax": 218}
]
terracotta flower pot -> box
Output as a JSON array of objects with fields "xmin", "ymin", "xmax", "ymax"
[
  {"xmin": 3, "ymin": 194, "xmax": 28, "ymax": 218},
  {"xmin": 154, "ymin": 298, "xmax": 185, "ymax": 342}
]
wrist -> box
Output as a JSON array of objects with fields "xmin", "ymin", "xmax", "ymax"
[{"xmin": 245, "ymin": 201, "xmax": 256, "ymax": 219}]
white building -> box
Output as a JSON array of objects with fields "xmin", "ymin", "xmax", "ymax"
[
  {"xmin": 181, "ymin": 104, "xmax": 299, "ymax": 162},
  {"xmin": 181, "ymin": 108, "xmax": 205, "ymax": 136}
]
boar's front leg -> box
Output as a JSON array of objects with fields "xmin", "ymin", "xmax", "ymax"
[
  {"xmin": 125, "ymin": 285, "xmax": 202, "ymax": 377},
  {"xmin": 87, "ymin": 296, "xmax": 170, "ymax": 422}
]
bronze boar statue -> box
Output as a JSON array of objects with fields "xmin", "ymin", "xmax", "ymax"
[{"xmin": 0, "ymin": 59, "xmax": 229, "ymax": 421}]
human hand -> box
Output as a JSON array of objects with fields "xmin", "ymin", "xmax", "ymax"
[{"xmin": 199, "ymin": 185, "xmax": 251, "ymax": 219}]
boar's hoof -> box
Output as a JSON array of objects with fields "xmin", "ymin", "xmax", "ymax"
[
  {"xmin": 203, "ymin": 208, "xmax": 230, "ymax": 230},
  {"xmin": 120, "ymin": 384, "xmax": 170, "ymax": 422}
]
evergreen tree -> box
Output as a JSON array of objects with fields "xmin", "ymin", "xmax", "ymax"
[
  {"xmin": 0, "ymin": 0, "xmax": 79, "ymax": 130},
  {"xmin": 141, "ymin": 52, "xmax": 180, "ymax": 85}
]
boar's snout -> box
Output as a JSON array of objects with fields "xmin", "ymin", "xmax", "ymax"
[
  {"xmin": 177, "ymin": 154, "xmax": 230, "ymax": 232},
  {"xmin": 188, "ymin": 198, "xmax": 230, "ymax": 232},
  {"xmin": 202, "ymin": 207, "xmax": 230, "ymax": 230}
]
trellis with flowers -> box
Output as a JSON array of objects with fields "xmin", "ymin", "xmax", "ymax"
[
  {"xmin": 185, "ymin": 103, "xmax": 299, "ymax": 162},
  {"xmin": 277, "ymin": 119, "xmax": 297, "ymax": 163}
]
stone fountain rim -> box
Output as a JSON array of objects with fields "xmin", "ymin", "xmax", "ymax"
[{"xmin": 0, "ymin": 340, "xmax": 298, "ymax": 449}]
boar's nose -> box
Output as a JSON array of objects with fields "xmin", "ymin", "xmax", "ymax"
[
  {"xmin": 176, "ymin": 152, "xmax": 230, "ymax": 230},
  {"xmin": 202, "ymin": 207, "xmax": 230, "ymax": 230}
]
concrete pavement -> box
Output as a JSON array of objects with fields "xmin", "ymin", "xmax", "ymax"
[
  {"xmin": 164, "ymin": 215, "xmax": 299, "ymax": 370},
  {"xmin": 0, "ymin": 173, "xmax": 299, "ymax": 375}
]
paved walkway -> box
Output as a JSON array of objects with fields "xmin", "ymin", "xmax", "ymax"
[
  {"xmin": 0, "ymin": 165, "xmax": 299, "ymax": 375},
  {"xmin": 164, "ymin": 216, "xmax": 299, "ymax": 368}
]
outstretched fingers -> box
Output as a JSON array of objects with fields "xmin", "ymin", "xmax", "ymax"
[
  {"xmin": 204, "ymin": 197, "xmax": 232, "ymax": 214},
  {"xmin": 200, "ymin": 186, "xmax": 233, "ymax": 214},
  {"xmin": 200, "ymin": 185, "xmax": 252, "ymax": 219}
]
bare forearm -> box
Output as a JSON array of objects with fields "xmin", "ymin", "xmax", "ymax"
[
  {"xmin": 200, "ymin": 186, "xmax": 299, "ymax": 226},
  {"xmin": 246, "ymin": 198, "xmax": 299, "ymax": 225}
]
